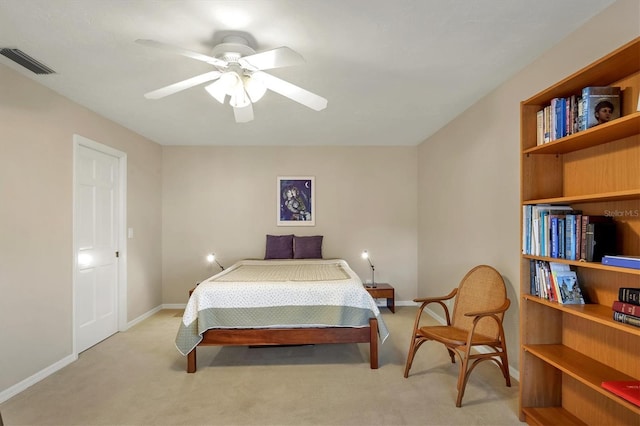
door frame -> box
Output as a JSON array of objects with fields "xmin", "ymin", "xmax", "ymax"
[{"xmin": 72, "ymin": 134, "xmax": 127, "ymax": 354}]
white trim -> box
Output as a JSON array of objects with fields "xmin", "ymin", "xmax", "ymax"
[
  {"xmin": 1, "ymin": 304, "xmax": 160, "ymax": 403},
  {"xmin": 72, "ymin": 135, "xmax": 128, "ymax": 355},
  {"xmin": 126, "ymin": 305, "xmax": 163, "ymax": 329},
  {"xmin": 163, "ymin": 303, "xmax": 187, "ymax": 310},
  {"xmin": 0, "ymin": 354, "xmax": 77, "ymax": 404}
]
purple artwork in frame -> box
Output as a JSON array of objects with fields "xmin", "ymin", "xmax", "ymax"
[{"xmin": 277, "ymin": 176, "xmax": 315, "ymax": 226}]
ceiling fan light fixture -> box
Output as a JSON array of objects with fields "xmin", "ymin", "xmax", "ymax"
[
  {"xmin": 205, "ymin": 71, "xmax": 242, "ymax": 104},
  {"xmin": 244, "ymin": 74, "xmax": 267, "ymax": 103},
  {"xmin": 204, "ymin": 80, "xmax": 227, "ymax": 104}
]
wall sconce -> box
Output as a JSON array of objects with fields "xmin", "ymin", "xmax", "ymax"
[
  {"xmin": 361, "ymin": 250, "xmax": 376, "ymax": 288},
  {"xmin": 206, "ymin": 253, "xmax": 225, "ymax": 270}
]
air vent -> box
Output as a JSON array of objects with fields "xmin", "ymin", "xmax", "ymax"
[{"xmin": 0, "ymin": 48, "xmax": 55, "ymax": 74}]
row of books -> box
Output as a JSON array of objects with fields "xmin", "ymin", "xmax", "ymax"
[
  {"xmin": 536, "ymin": 86, "xmax": 621, "ymax": 145},
  {"xmin": 529, "ymin": 261, "xmax": 585, "ymax": 304},
  {"xmin": 522, "ymin": 205, "xmax": 616, "ymax": 261},
  {"xmin": 613, "ymin": 287, "xmax": 640, "ymax": 328}
]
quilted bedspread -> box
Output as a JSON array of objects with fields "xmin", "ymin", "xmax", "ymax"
[{"xmin": 175, "ymin": 259, "xmax": 389, "ymax": 355}]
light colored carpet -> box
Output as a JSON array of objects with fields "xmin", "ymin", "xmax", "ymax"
[{"xmin": 0, "ymin": 307, "xmax": 521, "ymax": 425}]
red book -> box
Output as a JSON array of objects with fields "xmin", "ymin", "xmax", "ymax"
[
  {"xmin": 612, "ymin": 300, "xmax": 640, "ymax": 316},
  {"xmin": 601, "ymin": 381, "xmax": 640, "ymax": 406}
]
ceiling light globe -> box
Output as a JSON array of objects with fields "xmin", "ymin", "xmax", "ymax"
[{"xmin": 244, "ymin": 75, "xmax": 267, "ymax": 103}]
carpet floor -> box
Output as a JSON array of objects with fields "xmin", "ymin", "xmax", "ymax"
[{"xmin": 0, "ymin": 306, "xmax": 520, "ymax": 425}]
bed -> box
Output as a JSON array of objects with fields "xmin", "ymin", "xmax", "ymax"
[{"xmin": 175, "ymin": 258, "xmax": 389, "ymax": 373}]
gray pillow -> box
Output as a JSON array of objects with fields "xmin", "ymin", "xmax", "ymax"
[
  {"xmin": 264, "ymin": 234, "xmax": 294, "ymax": 259},
  {"xmin": 293, "ymin": 235, "xmax": 323, "ymax": 259}
]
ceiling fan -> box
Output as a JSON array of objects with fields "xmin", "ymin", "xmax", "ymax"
[{"xmin": 136, "ymin": 36, "xmax": 327, "ymax": 123}]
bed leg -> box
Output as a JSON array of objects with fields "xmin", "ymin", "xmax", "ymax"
[
  {"xmin": 187, "ymin": 348, "xmax": 196, "ymax": 373},
  {"xmin": 370, "ymin": 318, "xmax": 378, "ymax": 369}
]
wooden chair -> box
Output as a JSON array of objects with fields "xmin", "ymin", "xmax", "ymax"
[{"xmin": 403, "ymin": 265, "xmax": 511, "ymax": 407}]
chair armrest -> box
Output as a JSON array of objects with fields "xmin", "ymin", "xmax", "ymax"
[
  {"xmin": 413, "ymin": 288, "xmax": 457, "ymax": 304},
  {"xmin": 411, "ymin": 288, "xmax": 457, "ymax": 328},
  {"xmin": 464, "ymin": 298, "xmax": 511, "ymax": 318}
]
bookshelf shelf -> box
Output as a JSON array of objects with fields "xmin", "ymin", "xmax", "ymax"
[
  {"xmin": 522, "ymin": 255, "xmax": 640, "ymax": 276},
  {"xmin": 523, "ymin": 295, "xmax": 640, "ymax": 336},
  {"xmin": 523, "ymin": 189, "xmax": 640, "ymax": 205},
  {"xmin": 523, "ymin": 112, "xmax": 640, "ymax": 155},
  {"xmin": 524, "ymin": 344, "xmax": 640, "ymax": 415},
  {"xmin": 520, "ymin": 407, "xmax": 586, "ymax": 426},
  {"xmin": 519, "ymin": 37, "xmax": 640, "ymax": 426}
]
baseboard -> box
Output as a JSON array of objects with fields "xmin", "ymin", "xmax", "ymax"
[
  {"xmin": 126, "ymin": 305, "xmax": 163, "ymax": 329},
  {"xmin": 1, "ymin": 304, "xmax": 164, "ymax": 404},
  {"xmin": 162, "ymin": 303, "xmax": 186, "ymax": 310},
  {"xmin": 0, "ymin": 353, "xmax": 77, "ymax": 404}
]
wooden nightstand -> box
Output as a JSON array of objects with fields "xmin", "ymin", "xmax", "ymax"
[{"xmin": 364, "ymin": 283, "xmax": 395, "ymax": 313}]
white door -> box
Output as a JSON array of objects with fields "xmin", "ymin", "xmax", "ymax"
[{"xmin": 74, "ymin": 143, "xmax": 120, "ymax": 352}]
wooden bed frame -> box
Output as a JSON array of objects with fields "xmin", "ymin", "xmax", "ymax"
[{"xmin": 186, "ymin": 318, "xmax": 379, "ymax": 373}]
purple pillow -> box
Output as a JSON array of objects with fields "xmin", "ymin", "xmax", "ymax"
[
  {"xmin": 265, "ymin": 234, "xmax": 294, "ymax": 259},
  {"xmin": 293, "ymin": 235, "xmax": 323, "ymax": 259}
]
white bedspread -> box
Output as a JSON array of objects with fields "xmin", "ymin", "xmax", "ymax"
[{"xmin": 176, "ymin": 259, "xmax": 389, "ymax": 355}]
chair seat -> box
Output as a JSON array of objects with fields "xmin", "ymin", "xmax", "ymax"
[{"xmin": 418, "ymin": 326, "xmax": 497, "ymax": 347}]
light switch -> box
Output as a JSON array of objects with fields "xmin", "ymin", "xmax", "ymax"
[{"xmin": 128, "ymin": 227, "xmax": 134, "ymax": 239}]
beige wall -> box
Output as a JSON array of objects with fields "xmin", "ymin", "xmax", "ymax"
[
  {"xmin": 1, "ymin": 0, "xmax": 638, "ymax": 401},
  {"xmin": 0, "ymin": 64, "xmax": 163, "ymax": 395},
  {"xmin": 162, "ymin": 146, "xmax": 418, "ymax": 304},
  {"xmin": 416, "ymin": 0, "xmax": 640, "ymax": 374}
]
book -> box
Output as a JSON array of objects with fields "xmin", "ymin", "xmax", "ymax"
[
  {"xmin": 580, "ymin": 215, "xmax": 613, "ymax": 261},
  {"xmin": 552, "ymin": 268, "xmax": 584, "ymax": 304},
  {"xmin": 536, "ymin": 109, "xmax": 544, "ymax": 145},
  {"xmin": 554, "ymin": 97, "xmax": 566, "ymax": 139},
  {"xmin": 549, "ymin": 262, "xmax": 570, "ymax": 304},
  {"xmin": 601, "ymin": 381, "xmax": 640, "ymax": 407},
  {"xmin": 613, "ymin": 311, "xmax": 640, "ymax": 327},
  {"xmin": 543, "ymin": 105, "xmax": 551, "ymax": 143},
  {"xmin": 580, "ymin": 86, "xmax": 621, "ymax": 130},
  {"xmin": 619, "ymin": 288, "xmax": 640, "ymax": 306},
  {"xmin": 584, "ymin": 221, "xmax": 616, "ymax": 262},
  {"xmin": 602, "ymin": 255, "xmax": 640, "ymax": 270},
  {"xmin": 612, "ymin": 300, "xmax": 640, "ymax": 316}
]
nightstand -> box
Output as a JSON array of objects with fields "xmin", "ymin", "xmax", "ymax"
[{"xmin": 364, "ymin": 283, "xmax": 395, "ymax": 313}]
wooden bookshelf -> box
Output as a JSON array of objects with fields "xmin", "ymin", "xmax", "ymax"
[{"xmin": 519, "ymin": 37, "xmax": 640, "ymax": 426}]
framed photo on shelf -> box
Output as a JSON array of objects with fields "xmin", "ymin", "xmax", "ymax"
[{"xmin": 277, "ymin": 176, "xmax": 315, "ymax": 226}]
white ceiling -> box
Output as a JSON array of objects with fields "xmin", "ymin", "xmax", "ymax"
[{"xmin": 0, "ymin": 0, "xmax": 615, "ymax": 146}]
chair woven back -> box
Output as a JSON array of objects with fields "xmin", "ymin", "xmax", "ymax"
[{"xmin": 450, "ymin": 265, "xmax": 506, "ymax": 338}]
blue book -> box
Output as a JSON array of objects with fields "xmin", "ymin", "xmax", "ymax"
[
  {"xmin": 554, "ymin": 97, "xmax": 566, "ymax": 139},
  {"xmin": 565, "ymin": 214, "xmax": 576, "ymax": 260},
  {"xmin": 602, "ymin": 255, "xmax": 640, "ymax": 270},
  {"xmin": 558, "ymin": 218, "xmax": 566, "ymax": 259}
]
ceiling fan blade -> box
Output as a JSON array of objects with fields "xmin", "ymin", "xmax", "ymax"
[
  {"xmin": 144, "ymin": 71, "xmax": 222, "ymax": 99},
  {"xmin": 135, "ymin": 39, "xmax": 228, "ymax": 68},
  {"xmin": 256, "ymin": 71, "xmax": 327, "ymax": 111},
  {"xmin": 233, "ymin": 103, "xmax": 254, "ymax": 123},
  {"xmin": 239, "ymin": 47, "xmax": 304, "ymax": 71}
]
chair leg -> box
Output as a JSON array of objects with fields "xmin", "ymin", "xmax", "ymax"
[
  {"xmin": 404, "ymin": 336, "xmax": 427, "ymax": 378},
  {"xmin": 500, "ymin": 351, "xmax": 511, "ymax": 387},
  {"xmin": 455, "ymin": 353, "xmax": 470, "ymax": 407},
  {"xmin": 404, "ymin": 335, "xmax": 418, "ymax": 378},
  {"xmin": 447, "ymin": 348, "xmax": 456, "ymax": 363}
]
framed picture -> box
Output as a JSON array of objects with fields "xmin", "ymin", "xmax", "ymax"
[{"xmin": 277, "ymin": 176, "xmax": 315, "ymax": 226}]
